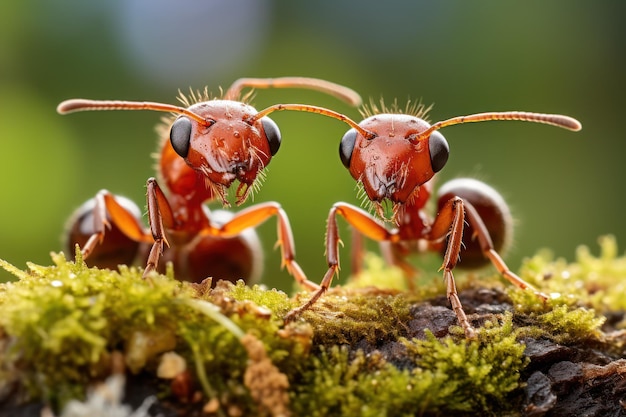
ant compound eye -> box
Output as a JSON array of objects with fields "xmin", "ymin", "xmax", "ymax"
[
  {"xmin": 261, "ymin": 117, "xmax": 281, "ymax": 156},
  {"xmin": 339, "ymin": 128, "xmax": 357, "ymax": 169},
  {"xmin": 429, "ymin": 130, "xmax": 449, "ymax": 173},
  {"xmin": 170, "ymin": 116, "xmax": 193, "ymax": 158}
]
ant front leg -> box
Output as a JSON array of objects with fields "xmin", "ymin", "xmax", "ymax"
[
  {"xmin": 436, "ymin": 178, "xmax": 549, "ymax": 301},
  {"xmin": 349, "ymin": 227, "xmax": 366, "ymax": 276},
  {"xmin": 285, "ymin": 202, "xmax": 397, "ymax": 322},
  {"xmin": 200, "ymin": 201, "xmax": 318, "ymax": 291},
  {"xmin": 349, "ymin": 229, "xmax": 419, "ymax": 290},
  {"xmin": 66, "ymin": 191, "xmax": 152, "ymax": 269},
  {"xmin": 429, "ymin": 195, "xmax": 549, "ymax": 339},
  {"xmin": 428, "ymin": 197, "xmax": 476, "ymax": 338},
  {"xmin": 144, "ymin": 177, "xmax": 176, "ymax": 277}
]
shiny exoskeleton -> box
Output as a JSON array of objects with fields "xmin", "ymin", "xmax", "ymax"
[
  {"xmin": 285, "ymin": 102, "xmax": 582, "ymax": 338},
  {"xmin": 59, "ymin": 77, "xmax": 362, "ymax": 286}
]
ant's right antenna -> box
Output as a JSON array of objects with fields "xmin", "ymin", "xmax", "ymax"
[{"xmin": 414, "ymin": 111, "xmax": 582, "ymax": 142}]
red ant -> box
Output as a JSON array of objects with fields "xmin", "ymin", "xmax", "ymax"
[
  {"xmin": 283, "ymin": 100, "xmax": 582, "ymax": 338},
  {"xmin": 57, "ymin": 77, "xmax": 362, "ymax": 286}
]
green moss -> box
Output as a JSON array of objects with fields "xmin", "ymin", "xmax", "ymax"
[
  {"xmin": 297, "ymin": 285, "xmax": 412, "ymax": 346},
  {"xmin": 506, "ymin": 236, "xmax": 621, "ymax": 343},
  {"xmin": 227, "ymin": 281, "xmax": 296, "ymax": 317},
  {"xmin": 507, "ymin": 290, "xmax": 604, "ymax": 343},
  {"xmin": 292, "ymin": 314, "xmax": 526, "ymax": 417},
  {"xmin": 291, "ymin": 345, "xmax": 413, "ymax": 417},
  {"xmin": 2, "ymin": 235, "xmax": 626, "ymax": 416},
  {"xmin": 0, "ymin": 253, "xmax": 308, "ymax": 415},
  {"xmin": 0, "ymin": 252, "xmax": 192, "ymax": 407},
  {"xmin": 403, "ymin": 313, "xmax": 527, "ymax": 415},
  {"xmin": 516, "ymin": 235, "xmax": 626, "ymax": 312},
  {"xmin": 207, "ymin": 282, "xmax": 311, "ymax": 377},
  {"xmin": 538, "ymin": 304, "xmax": 605, "ymax": 342}
]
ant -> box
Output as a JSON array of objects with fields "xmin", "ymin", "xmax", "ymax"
[
  {"xmin": 57, "ymin": 77, "xmax": 363, "ymax": 286},
  {"xmin": 283, "ymin": 100, "xmax": 582, "ymax": 338}
]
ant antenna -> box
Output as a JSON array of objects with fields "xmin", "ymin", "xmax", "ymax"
[
  {"xmin": 251, "ymin": 103, "xmax": 375, "ymax": 139},
  {"xmin": 414, "ymin": 111, "xmax": 582, "ymax": 142},
  {"xmin": 56, "ymin": 99, "xmax": 211, "ymax": 127},
  {"xmin": 224, "ymin": 77, "xmax": 363, "ymax": 106}
]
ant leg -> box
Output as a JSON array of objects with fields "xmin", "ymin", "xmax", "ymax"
[
  {"xmin": 462, "ymin": 201, "xmax": 549, "ymax": 300},
  {"xmin": 285, "ymin": 202, "xmax": 396, "ymax": 322},
  {"xmin": 223, "ymin": 77, "xmax": 362, "ymax": 106},
  {"xmin": 379, "ymin": 242, "xmax": 419, "ymax": 291},
  {"xmin": 144, "ymin": 177, "xmax": 176, "ymax": 277},
  {"xmin": 349, "ymin": 228, "xmax": 366, "ymax": 276},
  {"xmin": 350, "ymin": 231, "xmax": 417, "ymax": 287},
  {"xmin": 428, "ymin": 197, "xmax": 475, "ymax": 339},
  {"xmin": 67, "ymin": 190, "xmax": 151, "ymax": 267},
  {"xmin": 349, "ymin": 228, "xmax": 418, "ymax": 287},
  {"xmin": 200, "ymin": 201, "xmax": 317, "ymax": 291}
]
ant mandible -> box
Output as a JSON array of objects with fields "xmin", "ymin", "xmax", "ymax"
[
  {"xmin": 58, "ymin": 77, "xmax": 362, "ymax": 286},
  {"xmin": 283, "ymin": 100, "xmax": 582, "ymax": 338}
]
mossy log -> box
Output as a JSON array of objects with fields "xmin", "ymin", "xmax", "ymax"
[{"xmin": 1, "ymin": 236, "xmax": 625, "ymax": 417}]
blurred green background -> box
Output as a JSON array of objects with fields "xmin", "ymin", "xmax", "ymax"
[{"xmin": 1, "ymin": 1, "xmax": 624, "ymax": 290}]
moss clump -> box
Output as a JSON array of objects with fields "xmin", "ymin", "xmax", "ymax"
[
  {"xmin": 227, "ymin": 281, "xmax": 296, "ymax": 316},
  {"xmin": 506, "ymin": 236, "xmax": 621, "ymax": 344},
  {"xmin": 1, "ymin": 235, "xmax": 626, "ymax": 416},
  {"xmin": 401, "ymin": 314, "xmax": 527, "ymax": 414},
  {"xmin": 291, "ymin": 314, "xmax": 525, "ymax": 417},
  {"xmin": 0, "ymin": 252, "xmax": 190, "ymax": 407},
  {"xmin": 0, "ymin": 252, "xmax": 309, "ymax": 415},
  {"xmin": 297, "ymin": 285, "xmax": 412, "ymax": 347},
  {"xmin": 291, "ymin": 345, "xmax": 413, "ymax": 417},
  {"xmin": 515, "ymin": 235, "xmax": 626, "ymax": 313},
  {"xmin": 507, "ymin": 289, "xmax": 606, "ymax": 344},
  {"xmin": 538, "ymin": 304, "xmax": 605, "ymax": 342}
]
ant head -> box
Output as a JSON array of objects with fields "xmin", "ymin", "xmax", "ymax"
[
  {"xmin": 249, "ymin": 98, "xmax": 581, "ymax": 223},
  {"xmin": 167, "ymin": 98, "xmax": 281, "ymax": 205},
  {"xmin": 57, "ymin": 77, "xmax": 364, "ymax": 207},
  {"xmin": 336, "ymin": 102, "xmax": 581, "ymax": 221},
  {"xmin": 340, "ymin": 113, "xmax": 448, "ymax": 208},
  {"xmin": 57, "ymin": 95, "xmax": 282, "ymax": 206}
]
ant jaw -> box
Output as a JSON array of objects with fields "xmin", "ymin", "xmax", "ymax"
[
  {"xmin": 235, "ymin": 182, "xmax": 253, "ymax": 206},
  {"xmin": 374, "ymin": 202, "xmax": 387, "ymax": 221},
  {"xmin": 235, "ymin": 166, "xmax": 266, "ymax": 206},
  {"xmin": 374, "ymin": 200, "xmax": 401, "ymax": 224},
  {"xmin": 202, "ymin": 178, "xmax": 256, "ymax": 207},
  {"xmin": 202, "ymin": 176, "xmax": 230, "ymax": 207},
  {"xmin": 199, "ymin": 161, "xmax": 266, "ymax": 207},
  {"xmin": 356, "ymin": 181, "xmax": 402, "ymax": 224}
]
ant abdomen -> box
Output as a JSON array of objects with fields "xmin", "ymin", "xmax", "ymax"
[
  {"xmin": 437, "ymin": 178, "xmax": 513, "ymax": 268},
  {"xmin": 67, "ymin": 198, "xmax": 263, "ymax": 285},
  {"xmin": 157, "ymin": 209, "xmax": 264, "ymax": 285},
  {"xmin": 66, "ymin": 196, "xmax": 142, "ymax": 270},
  {"xmin": 58, "ymin": 77, "xmax": 362, "ymax": 288}
]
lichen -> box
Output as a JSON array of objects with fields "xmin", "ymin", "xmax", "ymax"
[{"xmin": 241, "ymin": 333, "xmax": 291, "ymax": 417}]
